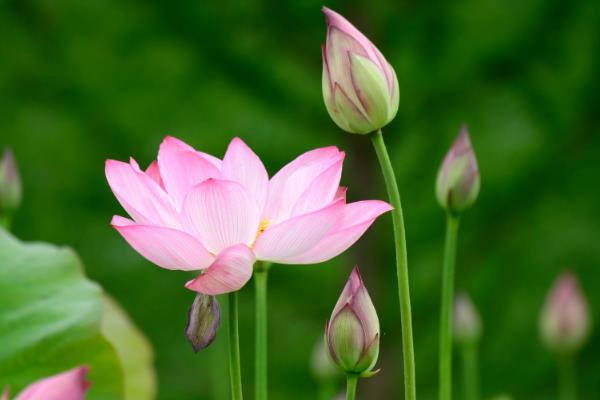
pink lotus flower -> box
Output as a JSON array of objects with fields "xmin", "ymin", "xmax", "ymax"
[
  {"xmin": 107, "ymin": 136, "xmax": 392, "ymax": 295},
  {"xmin": 3, "ymin": 366, "xmax": 89, "ymax": 400}
]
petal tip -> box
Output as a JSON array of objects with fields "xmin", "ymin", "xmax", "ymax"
[{"xmin": 350, "ymin": 265, "xmax": 363, "ymax": 282}]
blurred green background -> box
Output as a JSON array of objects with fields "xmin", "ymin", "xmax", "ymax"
[{"xmin": 1, "ymin": 0, "xmax": 599, "ymax": 398}]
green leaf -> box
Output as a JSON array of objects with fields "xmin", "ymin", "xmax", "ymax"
[
  {"xmin": 0, "ymin": 228, "xmax": 152, "ymax": 399},
  {"xmin": 101, "ymin": 295, "xmax": 157, "ymax": 400}
]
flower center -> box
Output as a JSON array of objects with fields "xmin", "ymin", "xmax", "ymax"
[{"xmin": 251, "ymin": 219, "xmax": 270, "ymax": 248}]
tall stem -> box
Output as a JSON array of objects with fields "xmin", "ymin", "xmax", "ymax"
[
  {"xmin": 370, "ymin": 129, "xmax": 416, "ymax": 400},
  {"xmin": 346, "ymin": 374, "xmax": 358, "ymax": 400},
  {"xmin": 211, "ymin": 295, "xmax": 229, "ymax": 399},
  {"xmin": 439, "ymin": 213, "xmax": 460, "ymax": 400},
  {"xmin": 558, "ymin": 353, "xmax": 577, "ymax": 400},
  {"xmin": 228, "ymin": 291, "xmax": 243, "ymax": 400},
  {"xmin": 255, "ymin": 263, "xmax": 270, "ymax": 400},
  {"xmin": 460, "ymin": 343, "xmax": 479, "ymax": 400}
]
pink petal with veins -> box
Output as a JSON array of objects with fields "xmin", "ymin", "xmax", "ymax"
[
  {"xmin": 105, "ymin": 159, "xmax": 179, "ymax": 228},
  {"xmin": 283, "ymin": 200, "xmax": 392, "ymax": 264},
  {"xmin": 112, "ymin": 216, "xmax": 214, "ymax": 270},
  {"xmin": 222, "ymin": 137, "xmax": 269, "ymax": 213},
  {"xmin": 185, "ymin": 244, "xmax": 255, "ymax": 295},
  {"xmin": 253, "ymin": 200, "xmax": 344, "ymax": 263},
  {"xmin": 181, "ymin": 179, "xmax": 260, "ymax": 254}
]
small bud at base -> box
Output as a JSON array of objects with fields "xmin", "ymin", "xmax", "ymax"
[{"xmin": 185, "ymin": 293, "xmax": 221, "ymax": 352}]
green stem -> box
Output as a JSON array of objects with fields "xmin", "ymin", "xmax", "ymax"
[
  {"xmin": 440, "ymin": 213, "xmax": 460, "ymax": 400},
  {"xmin": 346, "ymin": 374, "xmax": 358, "ymax": 400},
  {"xmin": 558, "ymin": 353, "xmax": 577, "ymax": 400},
  {"xmin": 228, "ymin": 291, "xmax": 243, "ymax": 400},
  {"xmin": 255, "ymin": 263, "xmax": 270, "ymax": 400},
  {"xmin": 461, "ymin": 343, "xmax": 479, "ymax": 400},
  {"xmin": 210, "ymin": 295, "xmax": 229, "ymax": 400},
  {"xmin": 370, "ymin": 129, "xmax": 416, "ymax": 400}
]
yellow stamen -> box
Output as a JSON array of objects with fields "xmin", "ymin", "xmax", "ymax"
[{"xmin": 251, "ymin": 219, "xmax": 270, "ymax": 248}]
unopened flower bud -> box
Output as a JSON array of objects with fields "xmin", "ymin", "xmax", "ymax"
[
  {"xmin": 310, "ymin": 338, "xmax": 339, "ymax": 383},
  {"xmin": 321, "ymin": 7, "xmax": 399, "ymax": 134},
  {"xmin": 326, "ymin": 267, "xmax": 379, "ymax": 376},
  {"xmin": 453, "ymin": 293, "xmax": 482, "ymax": 345},
  {"xmin": 0, "ymin": 148, "xmax": 22, "ymax": 220},
  {"xmin": 539, "ymin": 272, "xmax": 591, "ymax": 354},
  {"xmin": 185, "ymin": 293, "xmax": 221, "ymax": 352},
  {"xmin": 436, "ymin": 126, "xmax": 480, "ymax": 214}
]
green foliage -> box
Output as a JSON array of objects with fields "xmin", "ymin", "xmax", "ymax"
[
  {"xmin": 0, "ymin": 229, "xmax": 156, "ymax": 399},
  {"xmin": 0, "ymin": 229, "xmax": 123, "ymax": 399},
  {"xmin": 101, "ymin": 295, "xmax": 157, "ymax": 400}
]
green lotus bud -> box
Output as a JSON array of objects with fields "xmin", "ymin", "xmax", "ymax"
[
  {"xmin": 321, "ymin": 7, "xmax": 399, "ymax": 134},
  {"xmin": 325, "ymin": 267, "xmax": 380, "ymax": 376},
  {"xmin": 453, "ymin": 292, "xmax": 482, "ymax": 345},
  {"xmin": 539, "ymin": 272, "xmax": 591, "ymax": 354},
  {"xmin": 436, "ymin": 125, "xmax": 480, "ymax": 214},
  {"xmin": 185, "ymin": 293, "xmax": 221, "ymax": 352},
  {"xmin": 0, "ymin": 148, "xmax": 22, "ymax": 222}
]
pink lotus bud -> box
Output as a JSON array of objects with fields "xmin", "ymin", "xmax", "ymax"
[
  {"xmin": 436, "ymin": 125, "xmax": 480, "ymax": 214},
  {"xmin": 0, "ymin": 148, "xmax": 22, "ymax": 220},
  {"xmin": 14, "ymin": 366, "xmax": 89, "ymax": 400},
  {"xmin": 539, "ymin": 272, "xmax": 591, "ymax": 353},
  {"xmin": 185, "ymin": 293, "xmax": 221, "ymax": 352},
  {"xmin": 453, "ymin": 293, "xmax": 482, "ymax": 344},
  {"xmin": 321, "ymin": 7, "xmax": 399, "ymax": 134},
  {"xmin": 326, "ymin": 267, "xmax": 379, "ymax": 376}
]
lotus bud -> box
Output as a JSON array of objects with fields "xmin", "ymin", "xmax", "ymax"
[
  {"xmin": 310, "ymin": 338, "xmax": 339, "ymax": 383},
  {"xmin": 185, "ymin": 293, "xmax": 221, "ymax": 352},
  {"xmin": 539, "ymin": 272, "xmax": 591, "ymax": 354},
  {"xmin": 326, "ymin": 267, "xmax": 380, "ymax": 376},
  {"xmin": 0, "ymin": 148, "xmax": 22, "ymax": 221},
  {"xmin": 453, "ymin": 293, "xmax": 482, "ymax": 345},
  {"xmin": 436, "ymin": 125, "xmax": 480, "ymax": 214},
  {"xmin": 321, "ymin": 7, "xmax": 399, "ymax": 134}
]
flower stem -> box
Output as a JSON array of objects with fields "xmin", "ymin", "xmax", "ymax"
[
  {"xmin": 346, "ymin": 374, "xmax": 358, "ymax": 400},
  {"xmin": 211, "ymin": 295, "xmax": 229, "ymax": 400},
  {"xmin": 228, "ymin": 291, "xmax": 243, "ymax": 400},
  {"xmin": 558, "ymin": 353, "xmax": 577, "ymax": 400},
  {"xmin": 255, "ymin": 262, "xmax": 270, "ymax": 400},
  {"xmin": 439, "ymin": 213, "xmax": 460, "ymax": 400},
  {"xmin": 370, "ymin": 129, "xmax": 416, "ymax": 400},
  {"xmin": 460, "ymin": 343, "xmax": 479, "ymax": 400}
]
